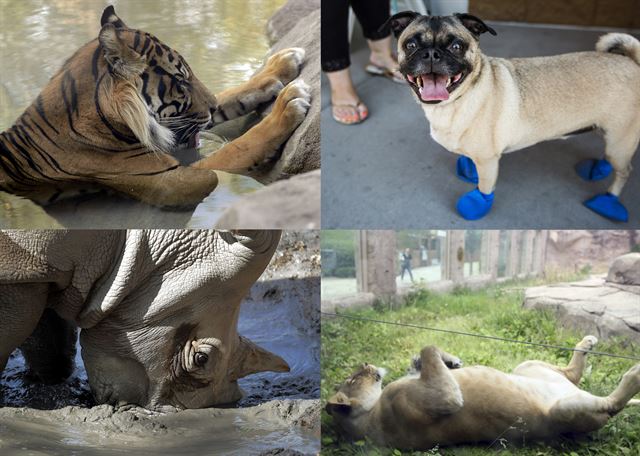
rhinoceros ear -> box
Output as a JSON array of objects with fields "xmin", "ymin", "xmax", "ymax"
[{"xmin": 230, "ymin": 336, "xmax": 290, "ymax": 380}]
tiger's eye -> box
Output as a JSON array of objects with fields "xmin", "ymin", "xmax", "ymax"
[{"xmin": 194, "ymin": 352, "xmax": 208, "ymax": 367}]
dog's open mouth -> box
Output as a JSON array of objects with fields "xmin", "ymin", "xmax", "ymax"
[{"xmin": 406, "ymin": 72, "xmax": 465, "ymax": 103}]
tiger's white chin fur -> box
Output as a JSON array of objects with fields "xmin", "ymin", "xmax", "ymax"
[
  {"xmin": 148, "ymin": 116, "xmax": 175, "ymax": 152},
  {"xmin": 115, "ymin": 81, "xmax": 175, "ymax": 153}
]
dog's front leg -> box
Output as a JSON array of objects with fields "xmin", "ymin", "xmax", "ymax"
[{"xmin": 456, "ymin": 156, "xmax": 499, "ymax": 220}]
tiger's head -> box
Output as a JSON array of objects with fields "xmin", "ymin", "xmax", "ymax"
[{"xmin": 92, "ymin": 5, "xmax": 216, "ymax": 152}]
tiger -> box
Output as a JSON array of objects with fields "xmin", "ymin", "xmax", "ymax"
[{"xmin": 0, "ymin": 5, "xmax": 311, "ymax": 209}]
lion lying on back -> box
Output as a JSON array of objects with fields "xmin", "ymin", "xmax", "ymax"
[{"xmin": 326, "ymin": 336, "xmax": 640, "ymax": 449}]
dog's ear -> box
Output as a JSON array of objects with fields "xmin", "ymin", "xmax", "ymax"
[
  {"xmin": 384, "ymin": 11, "xmax": 422, "ymax": 38},
  {"xmin": 454, "ymin": 13, "xmax": 497, "ymax": 38},
  {"xmin": 325, "ymin": 392, "xmax": 353, "ymax": 416}
]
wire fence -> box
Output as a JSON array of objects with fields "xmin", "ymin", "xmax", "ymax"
[{"xmin": 321, "ymin": 311, "xmax": 640, "ymax": 362}]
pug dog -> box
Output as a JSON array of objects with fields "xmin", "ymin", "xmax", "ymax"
[{"xmin": 388, "ymin": 12, "xmax": 640, "ymax": 221}]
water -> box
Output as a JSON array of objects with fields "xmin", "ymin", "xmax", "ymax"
[{"xmin": 0, "ymin": 0, "xmax": 285, "ymax": 228}]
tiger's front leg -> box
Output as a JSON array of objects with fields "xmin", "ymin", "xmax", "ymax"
[
  {"xmin": 193, "ymin": 80, "xmax": 311, "ymax": 175},
  {"xmin": 212, "ymin": 47, "xmax": 306, "ymax": 122}
]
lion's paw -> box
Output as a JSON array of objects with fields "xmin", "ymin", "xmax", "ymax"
[
  {"xmin": 444, "ymin": 356, "xmax": 463, "ymax": 369},
  {"xmin": 577, "ymin": 335, "xmax": 598, "ymax": 352}
]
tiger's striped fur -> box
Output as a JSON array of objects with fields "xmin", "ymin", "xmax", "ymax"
[{"xmin": 0, "ymin": 5, "xmax": 310, "ymax": 209}]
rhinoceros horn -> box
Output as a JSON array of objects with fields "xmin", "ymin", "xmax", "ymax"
[{"xmin": 230, "ymin": 336, "xmax": 290, "ymax": 380}]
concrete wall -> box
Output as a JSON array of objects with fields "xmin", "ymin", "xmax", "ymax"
[{"xmin": 356, "ymin": 230, "xmax": 397, "ymax": 298}]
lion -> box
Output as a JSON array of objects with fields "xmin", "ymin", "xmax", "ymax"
[{"xmin": 326, "ymin": 336, "xmax": 640, "ymax": 449}]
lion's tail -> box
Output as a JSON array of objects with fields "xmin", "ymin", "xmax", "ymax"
[
  {"xmin": 628, "ymin": 399, "xmax": 640, "ymax": 407},
  {"xmin": 596, "ymin": 33, "xmax": 640, "ymax": 65}
]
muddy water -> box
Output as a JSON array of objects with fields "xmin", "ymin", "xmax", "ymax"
[
  {"xmin": 0, "ymin": 0, "xmax": 285, "ymax": 228},
  {"xmin": 0, "ymin": 237, "xmax": 320, "ymax": 455}
]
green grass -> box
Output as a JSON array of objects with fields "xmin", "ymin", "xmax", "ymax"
[{"xmin": 321, "ymin": 279, "xmax": 640, "ymax": 455}]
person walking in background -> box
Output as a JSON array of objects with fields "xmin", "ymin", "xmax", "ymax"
[
  {"xmin": 321, "ymin": 0, "xmax": 404, "ymax": 125},
  {"xmin": 401, "ymin": 248, "xmax": 414, "ymax": 281}
]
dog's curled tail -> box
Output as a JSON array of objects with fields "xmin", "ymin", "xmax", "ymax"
[{"xmin": 596, "ymin": 33, "xmax": 640, "ymax": 65}]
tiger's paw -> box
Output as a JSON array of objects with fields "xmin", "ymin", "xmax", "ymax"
[
  {"xmin": 264, "ymin": 47, "xmax": 306, "ymax": 86},
  {"xmin": 270, "ymin": 80, "xmax": 311, "ymax": 130}
]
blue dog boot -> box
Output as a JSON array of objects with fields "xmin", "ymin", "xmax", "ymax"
[
  {"xmin": 575, "ymin": 159, "xmax": 613, "ymax": 181},
  {"xmin": 456, "ymin": 156, "xmax": 479, "ymax": 184},
  {"xmin": 456, "ymin": 188, "xmax": 494, "ymax": 220},
  {"xmin": 584, "ymin": 193, "xmax": 628, "ymax": 222}
]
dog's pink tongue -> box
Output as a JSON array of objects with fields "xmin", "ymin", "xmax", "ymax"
[{"xmin": 419, "ymin": 74, "xmax": 449, "ymax": 101}]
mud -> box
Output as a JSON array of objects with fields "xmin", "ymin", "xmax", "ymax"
[{"xmin": 0, "ymin": 232, "xmax": 320, "ymax": 455}]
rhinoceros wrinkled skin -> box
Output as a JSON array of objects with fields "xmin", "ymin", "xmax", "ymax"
[{"xmin": 0, "ymin": 230, "xmax": 289, "ymax": 410}]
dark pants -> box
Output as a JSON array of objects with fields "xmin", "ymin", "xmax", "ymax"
[
  {"xmin": 321, "ymin": 0, "xmax": 391, "ymax": 72},
  {"xmin": 401, "ymin": 265, "xmax": 414, "ymax": 281}
]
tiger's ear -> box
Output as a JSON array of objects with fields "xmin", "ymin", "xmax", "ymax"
[
  {"xmin": 99, "ymin": 23, "xmax": 145, "ymax": 79},
  {"xmin": 100, "ymin": 5, "xmax": 128, "ymax": 29}
]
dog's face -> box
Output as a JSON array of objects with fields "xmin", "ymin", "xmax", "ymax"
[{"xmin": 389, "ymin": 12, "xmax": 496, "ymax": 104}]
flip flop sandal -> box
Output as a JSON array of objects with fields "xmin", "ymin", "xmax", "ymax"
[
  {"xmin": 365, "ymin": 63, "xmax": 405, "ymax": 84},
  {"xmin": 331, "ymin": 102, "xmax": 369, "ymax": 125}
]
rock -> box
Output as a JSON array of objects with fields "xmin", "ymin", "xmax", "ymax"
[
  {"xmin": 607, "ymin": 253, "xmax": 640, "ymax": 286},
  {"xmin": 259, "ymin": 450, "xmax": 307, "ymax": 456},
  {"xmin": 523, "ymin": 276, "xmax": 640, "ymax": 342},
  {"xmin": 261, "ymin": 8, "xmax": 321, "ymax": 182},
  {"xmin": 215, "ymin": 170, "xmax": 320, "ymax": 229},
  {"xmin": 545, "ymin": 230, "xmax": 640, "ymax": 272},
  {"xmin": 266, "ymin": 0, "xmax": 321, "ymax": 45},
  {"xmin": 322, "ymin": 293, "xmax": 377, "ymax": 314},
  {"xmin": 203, "ymin": 1, "xmax": 321, "ymax": 184},
  {"xmin": 216, "ymin": 2, "xmax": 321, "ymax": 225}
]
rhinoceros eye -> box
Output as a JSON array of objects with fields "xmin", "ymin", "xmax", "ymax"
[{"xmin": 194, "ymin": 352, "xmax": 209, "ymax": 367}]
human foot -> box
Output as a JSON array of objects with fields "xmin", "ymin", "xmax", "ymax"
[
  {"xmin": 332, "ymin": 102, "xmax": 368, "ymax": 125},
  {"xmin": 368, "ymin": 37, "xmax": 404, "ymax": 83},
  {"xmin": 326, "ymin": 68, "xmax": 368, "ymax": 124}
]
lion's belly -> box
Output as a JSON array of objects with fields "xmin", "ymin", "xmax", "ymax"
[{"xmin": 380, "ymin": 366, "xmax": 580, "ymax": 449}]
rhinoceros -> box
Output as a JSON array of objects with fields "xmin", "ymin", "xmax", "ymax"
[{"xmin": 0, "ymin": 230, "xmax": 289, "ymax": 410}]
